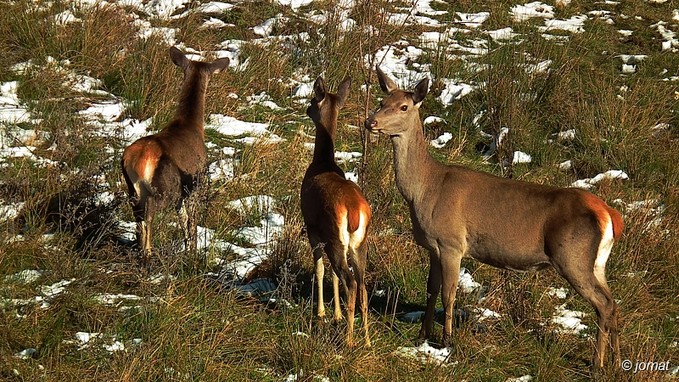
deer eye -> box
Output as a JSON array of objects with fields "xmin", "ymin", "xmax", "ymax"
[{"xmin": 400, "ymin": 105, "xmax": 408, "ymax": 111}]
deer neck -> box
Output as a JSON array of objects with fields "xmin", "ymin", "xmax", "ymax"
[
  {"xmin": 175, "ymin": 71, "xmax": 209, "ymax": 130},
  {"xmin": 312, "ymin": 118, "xmax": 337, "ymax": 164},
  {"xmin": 390, "ymin": 119, "xmax": 436, "ymax": 203}
]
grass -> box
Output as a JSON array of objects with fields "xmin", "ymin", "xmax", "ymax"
[{"xmin": 1, "ymin": 0, "xmax": 678, "ymax": 381}]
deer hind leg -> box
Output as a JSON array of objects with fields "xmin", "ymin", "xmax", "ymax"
[
  {"xmin": 125, "ymin": 169, "xmax": 150, "ymax": 265},
  {"xmin": 332, "ymin": 269, "xmax": 343, "ymax": 321},
  {"xmin": 177, "ymin": 197, "xmax": 197, "ymax": 255},
  {"xmin": 137, "ymin": 200, "xmax": 154, "ymax": 268},
  {"xmin": 593, "ymin": 224, "xmax": 621, "ymax": 367},
  {"xmin": 576, "ymin": 277, "xmax": 616, "ymax": 372},
  {"xmin": 556, "ymin": 261, "xmax": 617, "ymax": 371},
  {"xmin": 418, "ymin": 251, "xmax": 442, "ymax": 343},
  {"xmin": 130, "ymin": 191, "xmax": 152, "ymax": 267},
  {"xmin": 352, "ymin": 241, "xmax": 370, "ymax": 347},
  {"xmin": 308, "ymin": 235, "xmax": 327, "ymax": 318},
  {"xmin": 328, "ymin": 241, "xmax": 357, "ymax": 347}
]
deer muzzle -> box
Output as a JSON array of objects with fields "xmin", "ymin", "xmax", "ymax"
[{"xmin": 364, "ymin": 117, "xmax": 378, "ymax": 131}]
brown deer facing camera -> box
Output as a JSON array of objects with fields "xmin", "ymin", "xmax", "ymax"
[
  {"xmin": 301, "ymin": 76, "xmax": 371, "ymax": 347},
  {"xmin": 365, "ymin": 67, "xmax": 623, "ymax": 370},
  {"xmin": 121, "ymin": 47, "xmax": 229, "ymax": 263}
]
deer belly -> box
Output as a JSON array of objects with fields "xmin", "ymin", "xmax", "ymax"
[{"xmin": 466, "ymin": 233, "xmax": 551, "ymax": 271}]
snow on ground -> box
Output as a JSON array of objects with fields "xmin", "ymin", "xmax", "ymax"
[
  {"xmin": 334, "ymin": 150, "xmax": 362, "ymax": 164},
  {"xmin": 506, "ymin": 376, "xmax": 534, "ymax": 382},
  {"xmin": 511, "ymin": 2, "xmax": 554, "ymax": 22},
  {"xmin": 473, "ymin": 307, "xmax": 502, "ymax": 322},
  {"xmin": 207, "ymin": 114, "xmax": 282, "ymax": 144},
  {"xmin": 571, "ymin": 170, "xmax": 629, "ymax": 189},
  {"xmin": 0, "ymin": 81, "xmax": 36, "ymax": 125},
  {"xmin": 558, "ymin": 160, "xmax": 572, "ymax": 171},
  {"xmin": 4, "ymin": 270, "xmax": 43, "ymax": 284},
  {"xmin": 613, "ymin": 198, "xmax": 666, "ymax": 233},
  {"xmin": 437, "ymin": 78, "xmax": 476, "ymax": 105},
  {"xmin": 540, "ymin": 14, "xmax": 587, "ymax": 34},
  {"xmin": 395, "ymin": 341, "xmax": 457, "ymax": 365},
  {"xmin": 370, "ymin": 43, "xmax": 427, "ymax": 86},
  {"xmin": 512, "ymin": 151, "xmax": 532, "ymax": 164},
  {"xmin": 65, "ymin": 331, "xmax": 141, "ymax": 353},
  {"xmin": 110, "ymin": 193, "xmax": 284, "ymax": 282},
  {"xmin": 458, "ymin": 267, "xmax": 481, "ymax": 293},
  {"xmin": 0, "ymin": 79, "xmax": 59, "ymax": 167},
  {"xmin": 211, "ymin": 195, "xmax": 285, "ymax": 280},
  {"xmin": 551, "ymin": 304, "xmax": 588, "ymax": 335},
  {"xmin": 0, "ymin": 201, "xmax": 25, "ymax": 222},
  {"xmin": 546, "ymin": 287, "xmax": 568, "ymax": 299},
  {"xmin": 2, "ymin": 278, "xmax": 76, "ymax": 312},
  {"xmin": 431, "ymin": 132, "xmax": 453, "ymax": 148}
]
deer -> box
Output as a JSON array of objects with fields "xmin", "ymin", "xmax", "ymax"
[
  {"xmin": 364, "ymin": 67, "xmax": 623, "ymax": 371},
  {"xmin": 121, "ymin": 47, "xmax": 229, "ymax": 264},
  {"xmin": 300, "ymin": 76, "xmax": 372, "ymax": 347}
]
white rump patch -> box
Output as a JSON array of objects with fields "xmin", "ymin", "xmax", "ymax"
[
  {"xmin": 593, "ymin": 216, "xmax": 614, "ymax": 285},
  {"xmin": 338, "ymin": 214, "xmax": 350, "ymax": 263},
  {"xmin": 348, "ymin": 211, "xmax": 367, "ymax": 249},
  {"xmin": 142, "ymin": 161, "xmax": 155, "ymax": 183}
]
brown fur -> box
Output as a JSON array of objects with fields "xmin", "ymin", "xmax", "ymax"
[
  {"xmin": 301, "ymin": 76, "xmax": 372, "ymax": 347},
  {"xmin": 581, "ymin": 192, "xmax": 624, "ymax": 239},
  {"xmin": 121, "ymin": 47, "xmax": 229, "ymax": 262},
  {"xmin": 609, "ymin": 207, "xmax": 624, "ymax": 240},
  {"xmin": 365, "ymin": 67, "xmax": 623, "ymax": 371},
  {"xmin": 345, "ymin": 201, "xmax": 370, "ymax": 233}
]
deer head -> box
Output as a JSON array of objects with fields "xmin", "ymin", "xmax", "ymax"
[
  {"xmin": 170, "ymin": 46, "xmax": 230, "ymax": 79},
  {"xmin": 365, "ymin": 67, "xmax": 429, "ymax": 137},
  {"xmin": 306, "ymin": 76, "xmax": 351, "ymax": 135}
]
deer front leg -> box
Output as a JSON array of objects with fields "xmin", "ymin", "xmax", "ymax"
[
  {"xmin": 345, "ymin": 277, "xmax": 357, "ymax": 348},
  {"xmin": 418, "ymin": 251, "xmax": 442, "ymax": 343},
  {"xmin": 356, "ymin": 243, "xmax": 371, "ymax": 347},
  {"xmin": 439, "ymin": 249, "xmax": 462, "ymax": 347}
]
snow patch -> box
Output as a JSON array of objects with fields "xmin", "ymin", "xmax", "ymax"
[
  {"xmin": 571, "ymin": 170, "xmax": 628, "ymax": 189},
  {"xmin": 512, "ymin": 151, "xmax": 532, "ymax": 164},
  {"xmin": 4, "ymin": 270, "xmax": 43, "ymax": 284},
  {"xmin": 0, "ymin": 201, "xmax": 25, "ymax": 222},
  {"xmin": 551, "ymin": 304, "xmax": 587, "ymax": 335},
  {"xmin": 458, "ymin": 267, "xmax": 481, "ymax": 293},
  {"xmin": 396, "ymin": 341, "xmax": 456, "ymax": 365},
  {"xmin": 546, "ymin": 287, "xmax": 568, "ymax": 299},
  {"xmin": 511, "ymin": 2, "xmax": 554, "ymax": 22},
  {"xmin": 431, "ymin": 133, "xmax": 453, "ymax": 149}
]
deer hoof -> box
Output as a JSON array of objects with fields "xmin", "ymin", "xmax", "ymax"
[{"xmin": 441, "ymin": 333, "xmax": 452, "ymax": 348}]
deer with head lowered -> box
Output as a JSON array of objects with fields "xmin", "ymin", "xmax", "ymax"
[
  {"xmin": 121, "ymin": 47, "xmax": 229, "ymax": 263},
  {"xmin": 365, "ymin": 68, "xmax": 623, "ymax": 371},
  {"xmin": 301, "ymin": 76, "xmax": 371, "ymax": 347}
]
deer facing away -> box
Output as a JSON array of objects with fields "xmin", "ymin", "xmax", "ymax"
[
  {"xmin": 364, "ymin": 67, "xmax": 623, "ymax": 370},
  {"xmin": 301, "ymin": 76, "xmax": 371, "ymax": 347},
  {"xmin": 121, "ymin": 47, "xmax": 229, "ymax": 262}
]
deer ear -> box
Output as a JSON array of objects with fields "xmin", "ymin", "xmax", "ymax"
[
  {"xmin": 376, "ymin": 67, "xmax": 398, "ymax": 94},
  {"xmin": 412, "ymin": 77, "xmax": 430, "ymax": 105},
  {"xmin": 209, "ymin": 57, "xmax": 230, "ymax": 74},
  {"xmin": 313, "ymin": 76, "xmax": 326, "ymax": 102},
  {"xmin": 169, "ymin": 46, "xmax": 189, "ymax": 68},
  {"xmin": 337, "ymin": 77, "xmax": 352, "ymax": 107}
]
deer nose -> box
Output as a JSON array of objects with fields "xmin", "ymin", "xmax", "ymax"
[{"xmin": 364, "ymin": 118, "xmax": 377, "ymax": 130}]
